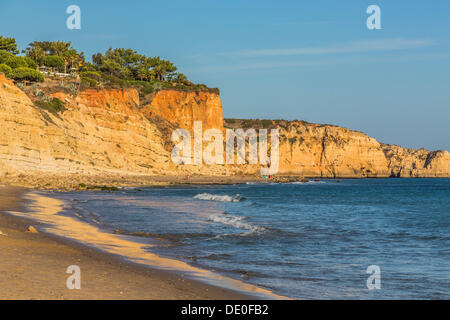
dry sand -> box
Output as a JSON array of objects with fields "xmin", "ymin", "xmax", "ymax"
[{"xmin": 0, "ymin": 185, "xmax": 256, "ymax": 300}]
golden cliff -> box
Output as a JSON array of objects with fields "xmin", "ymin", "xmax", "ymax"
[
  {"xmin": 223, "ymin": 119, "xmax": 449, "ymax": 178},
  {"xmin": 0, "ymin": 75, "xmax": 174, "ymax": 187},
  {"xmin": 141, "ymin": 90, "xmax": 224, "ymax": 131},
  {"xmin": 277, "ymin": 122, "xmax": 391, "ymax": 178},
  {"xmin": 277, "ymin": 122, "xmax": 449, "ymax": 178},
  {"xmin": 381, "ymin": 144, "xmax": 449, "ymax": 178},
  {"xmin": 0, "ymin": 75, "xmax": 230, "ymax": 187},
  {"xmin": 0, "ymin": 74, "xmax": 448, "ymax": 188}
]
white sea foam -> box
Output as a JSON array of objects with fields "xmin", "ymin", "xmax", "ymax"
[
  {"xmin": 194, "ymin": 193, "xmax": 245, "ymax": 202},
  {"xmin": 208, "ymin": 212, "xmax": 265, "ymax": 232},
  {"xmin": 289, "ymin": 180, "xmax": 326, "ymax": 184}
]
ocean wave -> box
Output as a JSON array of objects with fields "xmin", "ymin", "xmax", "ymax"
[
  {"xmin": 194, "ymin": 193, "xmax": 245, "ymax": 202},
  {"xmin": 113, "ymin": 230, "xmax": 212, "ymax": 242},
  {"xmin": 211, "ymin": 231, "xmax": 262, "ymax": 240},
  {"xmin": 289, "ymin": 180, "xmax": 326, "ymax": 184},
  {"xmin": 245, "ymin": 181, "xmax": 271, "ymax": 185},
  {"xmin": 202, "ymin": 253, "xmax": 231, "ymax": 260},
  {"xmin": 208, "ymin": 212, "xmax": 265, "ymax": 233}
]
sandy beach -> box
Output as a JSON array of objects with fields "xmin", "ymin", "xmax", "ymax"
[{"xmin": 0, "ymin": 185, "xmax": 256, "ymax": 300}]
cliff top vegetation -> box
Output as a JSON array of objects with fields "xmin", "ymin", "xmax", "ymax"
[{"xmin": 0, "ymin": 35, "xmax": 219, "ymax": 96}]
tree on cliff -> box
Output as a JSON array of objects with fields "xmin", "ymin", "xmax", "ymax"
[
  {"xmin": 137, "ymin": 67, "xmax": 155, "ymax": 81},
  {"xmin": 0, "ymin": 36, "xmax": 19, "ymax": 54},
  {"xmin": 22, "ymin": 46, "xmax": 45, "ymax": 69},
  {"xmin": 43, "ymin": 55, "xmax": 65, "ymax": 72},
  {"xmin": 150, "ymin": 57, "xmax": 177, "ymax": 81},
  {"xmin": 24, "ymin": 41, "xmax": 84, "ymax": 73},
  {"xmin": 50, "ymin": 41, "xmax": 84, "ymax": 73},
  {"xmin": 2, "ymin": 35, "xmax": 214, "ymax": 92},
  {"xmin": 0, "ymin": 63, "xmax": 12, "ymax": 77},
  {"xmin": 61, "ymin": 48, "xmax": 84, "ymax": 73},
  {"xmin": 68, "ymin": 49, "xmax": 85, "ymax": 71},
  {"xmin": 93, "ymin": 47, "xmax": 143, "ymax": 78},
  {"xmin": 10, "ymin": 67, "xmax": 44, "ymax": 82},
  {"xmin": 91, "ymin": 48, "xmax": 178, "ymax": 82},
  {"xmin": 26, "ymin": 41, "xmax": 54, "ymax": 54},
  {"xmin": 170, "ymin": 72, "xmax": 192, "ymax": 85},
  {"xmin": 0, "ymin": 50, "xmax": 36, "ymax": 70}
]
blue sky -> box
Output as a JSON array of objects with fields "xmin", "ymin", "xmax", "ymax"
[{"xmin": 1, "ymin": 0, "xmax": 449, "ymax": 150}]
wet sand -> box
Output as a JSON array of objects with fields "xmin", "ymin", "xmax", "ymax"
[{"xmin": 0, "ymin": 185, "xmax": 257, "ymax": 300}]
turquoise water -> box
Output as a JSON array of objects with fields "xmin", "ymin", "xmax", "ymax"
[{"xmin": 54, "ymin": 179, "xmax": 450, "ymax": 299}]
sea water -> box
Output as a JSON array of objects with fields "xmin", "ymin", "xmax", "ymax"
[{"xmin": 52, "ymin": 179, "xmax": 449, "ymax": 299}]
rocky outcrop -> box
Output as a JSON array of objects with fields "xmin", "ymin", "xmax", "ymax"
[
  {"xmin": 277, "ymin": 122, "xmax": 449, "ymax": 178},
  {"xmin": 381, "ymin": 144, "xmax": 450, "ymax": 178},
  {"xmin": 276, "ymin": 122, "xmax": 391, "ymax": 177}
]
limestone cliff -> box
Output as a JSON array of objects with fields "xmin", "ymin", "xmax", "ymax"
[
  {"xmin": 0, "ymin": 75, "xmax": 232, "ymax": 188},
  {"xmin": 381, "ymin": 144, "xmax": 449, "ymax": 178},
  {"xmin": 0, "ymin": 74, "xmax": 448, "ymax": 188},
  {"xmin": 278, "ymin": 122, "xmax": 449, "ymax": 178},
  {"xmin": 224, "ymin": 119, "xmax": 449, "ymax": 178},
  {"xmin": 277, "ymin": 122, "xmax": 391, "ymax": 178},
  {"xmin": 0, "ymin": 74, "xmax": 174, "ymax": 186}
]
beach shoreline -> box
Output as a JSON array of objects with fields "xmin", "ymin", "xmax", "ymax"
[
  {"xmin": 0, "ymin": 185, "xmax": 273, "ymax": 300},
  {"xmin": 0, "ymin": 173, "xmax": 310, "ymax": 191}
]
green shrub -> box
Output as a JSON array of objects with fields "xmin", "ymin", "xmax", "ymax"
[
  {"xmin": 80, "ymin": 76, "xmax": 98, "ymax": 88},
  {"xmin": 34, "ymin": 98, "xmax": 65, "ymax": 113},
  {"xmin": 10, "ymin": 67, "xmax": 44, "ymax": 82},
  {"xmin": 241, "ymin": 120, "xmax": 253, "ymax": 128},
  {"xmin": 33, "ymin": 86, "xmax": 44, "ymax": 97},
  {"xmin": 3, "ymin": 55, "xmax": 28, "ymax": 69},
  {"xmin": 261, "ymin": 120, "xmax": 272, "ymax": 128},
  {"xmin": 0, "ymin": 50, "xmax": 13, "ymax": 64},
  {"xmin": 100, "ymin": 73, "xmax": 130, "ymax": 87},
  {"xmin": 22, "ymin": 56, "xmax": 37, "ymax": 69},
  {"xmin": 0, "ymin": 36, "xmax": 19, "ymax": 54},
  {"xmin": 97, "ymin": 73, "xmax": 133, "ymax": 88},
  {"xmin": 43, "ymin": 55, "xmax": 64, "ymax": 71},
  {"xmin": 0, "ymin": 63, "xmax": 12, "ymax": 77},
  {"xmin": 80, "ymin": 62, "xmax": 98, "ymax": 72},
  {"xmin": 80, "ymin": 71, "xmax": 102, "ymax": 81},
  {"xmin": 0, "ymin": 51, "xmax": 37, "ymax": 70},
  {"xmin": 140, "ymin": 83, "xmax": 155, "ymax": 95}
]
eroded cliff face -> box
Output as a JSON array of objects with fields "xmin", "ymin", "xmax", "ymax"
[
  {"xmin": 0, "ymin": 74, "xmax": 174, "ymax": 186},
  {"xmin": 141, "ymin": 90, "xmax": 224, "ymax": 131},
  {"xmin": 0, "ymin": 73, "xmax": 448, "ymax": 188},
  {"xmin": 0, "ymin": 75, "xmax": 233, "ymax": 187},
  {"xmin": 276, "ymin": 122, "xmax": 391, "ymax": 177},
  {"xmin": 381, "ymin": 144, "xmax": 450, "ymax": 178},
  {"xmin": 273, "ymin": 121, "xmax": 449, "ymax": 178}
]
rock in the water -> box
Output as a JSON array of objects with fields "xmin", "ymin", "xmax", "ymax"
[
  {"xmin": 26, "ymin": 226, "xmax": 38, "ymax": 233},
  {"xmin": 240, "ymin": 271, "xmax": 250, "ymax": 280}
]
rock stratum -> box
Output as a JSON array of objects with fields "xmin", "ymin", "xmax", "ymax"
[{"xmin": 0, "ymin": 74, "xmax": 448, "ymax": 188}]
